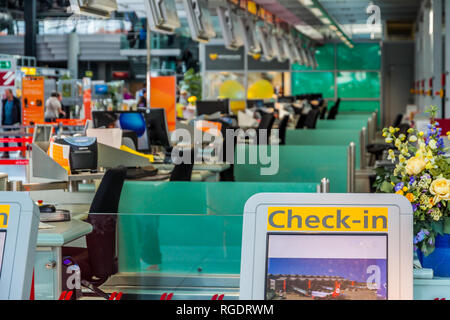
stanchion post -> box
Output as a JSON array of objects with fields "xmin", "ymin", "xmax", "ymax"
[
  {"xmin": 360, "ymin": 127, "xmax": 367, "ymax": 169},
  {"xmin": 320, "ymin": 178, "xmax": 330, "ymax": 193},
  {"xmin": 347, "ymin": 142, "xmax": 356, "ymax": 193}
]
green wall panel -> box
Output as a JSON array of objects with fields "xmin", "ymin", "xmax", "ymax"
[
  {"xmin": 337, "ymin": 71, "xmax": 380, "ymax": 98},
  {"xmin": 337, "ymin": 43, "xmax": 381, "ymax": 70},
  {"xmin": 292, "ymin": 43, "xmax": 335, "ymax": 71},
  {"xmin": 292, "ymin": 72, "xmax": 335, "ymax": 98}
]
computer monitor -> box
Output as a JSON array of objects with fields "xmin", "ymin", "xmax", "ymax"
[
  {"xmin": 144, "ymin": 108, "xmax": 172, "ymax": 153},
  {"xmin": 33, "ymin": 124, "xmax": 54, "ymax": 143},
  {"xmin": 278, "ymin": 96, "xmax": 295, "ymax": 103},
  {"xmin": 92, "ymin": 111, "xmax": 150, "ymax": 152},
  {"xmin": 196, "ymin": 100, "xmax": 229, "ymax": 116},
  {"xmin": 247, "ymin": 99, "xmax": 264, "ymax": 109},
  {"xmin": 264, "ymin": 102, "xmax": 275, "ymax": 109}
]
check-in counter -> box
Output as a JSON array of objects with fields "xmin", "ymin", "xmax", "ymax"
[{"xmin": 98, "ymin": 181, "xmax": 320, "ymax": 299}]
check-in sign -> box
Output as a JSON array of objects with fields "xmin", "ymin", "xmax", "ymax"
[
  {"xmin": 0, "ymin": 205, "xmax": 10, "ymax": 229},
  {"xmin": 267, "ymin": 207, "xmax": 388, "ymax": 232}
]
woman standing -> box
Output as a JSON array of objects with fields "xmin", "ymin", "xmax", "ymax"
[{"xmin": 45, "ymin": 92, "xmax": 65, "ymax": 122}]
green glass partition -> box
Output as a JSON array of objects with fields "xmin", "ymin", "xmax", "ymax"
[
  {"xmin": 339, "ymin": 101, "xmax": 381, "ymax": 125},
  {"xmin": 118, "ymin": 213, "xmax": 243, "ymax": 274},
  {"xmin": 337, "ymin": 72, "xmax": 380, "ymax": 98},
  {"xmin": 316, "ymin": 119, "xmax": 368, "ymax": 130},
  {"xmin": 292, "ymin": 72, "xmax": 335, "ymax": 98},
  {"xmin": 234, "ymin": 145, "xmax": 349, "ymax": 193},
  {"xmin": 117, "ymin": 181, "xmax": 319, "ymax": 274},
  {"xmin": 119, "ymin": 181, "xmax": 318, "ymax": 216},
  {"xmin": 285, "ymin": 129, "xmax": 361, "ymax": 169}
]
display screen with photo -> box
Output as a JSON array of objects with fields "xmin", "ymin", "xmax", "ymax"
[
  {"xmin": 0, "ymin": 231, "xmax": 5, "ymax": 276},
  {"xmin": 266, "ymin": 234, "xmax": 387, "ymax": 300},
  {"xmin": 92, "ymin": 111, "xmax": 150, "ymax": 151}
]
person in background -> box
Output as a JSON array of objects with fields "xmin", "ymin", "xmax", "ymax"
[
  {"xmin": 1, "ymin": 89, "xmax": 22, "ymax": 158},
  {"xmin": 45, "ymin": 92, "xmax": 65, "ymax": 122},
  {"xmin": 137, "ymin": 89, "xmax": 147, "ymax": 108},
  {"xmin": 179, "ymin": 88, "xmax": 189, "ymax": 107},
  {"xmin": 123, "ymin": 87, "xmax": 134, "ymax": 100},
  {"xmin": 127, "ymin": 25, "xmax": 137, "ymax": 49},
  {"xmin": 138, "ymin": 24, "xmax": 147, "ymax": 49},
  {"xmin": 57, "ymin": 93, "xmax": 69, "ymax": 118}
]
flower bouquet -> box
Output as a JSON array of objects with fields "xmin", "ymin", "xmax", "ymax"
[{"xmin": 374, "ymin": 106, "xmax": 450, "ymax": 255}]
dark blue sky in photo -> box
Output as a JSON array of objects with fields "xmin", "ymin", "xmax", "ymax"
[{"xmin": 268, "ymin": 258, "xmax": 387, "ymax": 298}]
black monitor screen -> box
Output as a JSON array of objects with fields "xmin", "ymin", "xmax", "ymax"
[
  {"xmin": 247, "ymin": 99, "xmax": 264, "ymax": 109},
  {"xmin": 278, "ymin": 96, "xmax": 295, "ymax": 103},
  {"xmin": 143, "ymin": 108, "xmax": 171, "ymax": 151},
  {"xmin": 264, "ymin": 102, "xmax": 275, "ymax": 109},
  {"xmin": 196, "ymin": 100, "xmax": 229, "ymax": 116},
  {"xmin": 92, "ymin": 111, "xmax": 150, "ymax": 152},
  {"xmin": 265, "ymin": 233, "xmax": 388, "ymax": 300}
]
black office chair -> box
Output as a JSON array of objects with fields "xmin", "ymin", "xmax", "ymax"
[
  {"xmin": 393, "ymin": 114, "xmax": 403, "ymax": 128},
  {"xmin": 304, "ymin": 109, "xmax": 321, "ymax": 129},
  {"xmin": 62, "ymin": 166, "xmax": 127, "ymax": 285},
  {"xmin": 278, "ymin": 115, "xmax": 290, "ymax": 145},
  {"xmin": 319, "ymin": 105, "xmax": 328, "ymax": 120},
  {"xmin": 216, "ymin": 120, "xmax": 237, "ymax": 181},
  {"xmin": 170, "ymin": 148, "xmax": 195, "ymax": 181},
  {"xmin": 257, "ymin": 112, "xmax": 276, "ymax": 144},
  {"xmin": 295, "ymin": 112, "xmax": 308, "ymax": 129},
  {"xmin": 327, "ymin": 98, "xmax": 341, "ymax": 120}
]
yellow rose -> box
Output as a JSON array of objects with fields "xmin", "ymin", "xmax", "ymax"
[
  {"xmin": 430, "ymin": 178, "xmax": 450, "ymax": 201},
  {"xmin": 405, "ymin": 156, "xmax": 426, "ymax": 175}
]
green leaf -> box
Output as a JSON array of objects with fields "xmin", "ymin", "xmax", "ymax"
[
  {"xmin": 432, "ymin": 221, "xmax": 444, "ymax": 235},
  {"xmin": 444, "ymin": 217, "xmax": 450, "ymax": 234},
  {"xmin": 380, "ymin": 181, "xmax": 394, "ymax": 193}
]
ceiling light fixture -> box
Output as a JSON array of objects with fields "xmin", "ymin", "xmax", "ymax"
[{"xmin": 298, "ymin": 0, "xmax": 353, "ymax": 48}]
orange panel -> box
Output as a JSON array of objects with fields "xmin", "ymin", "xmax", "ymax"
[
  {"xmin": 21, "ymin": 76, "xmax": 45, "ymax": 125},
  {"xmin": 150, "ymin": 76, "xmax": 177, "ymax": 132}
]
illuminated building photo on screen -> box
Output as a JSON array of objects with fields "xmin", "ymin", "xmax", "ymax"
[
  {"xmin": 0, "ymin": 231, "xmax": 5, "ymax": 275},
  {"xmin": 266, "ymin": 234, "xmax": 387, "ymax": 300}
]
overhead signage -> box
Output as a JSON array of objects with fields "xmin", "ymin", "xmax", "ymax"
[
  {"xmin": 247, "ymin": 53, "xmax": 290, "ymax": 71},
  {"xmin": 239, "ymin": 193, "xmax": 413, "ymax": 300},
  {"xmin": 0, "ymin": 60, "xmax": 12, "ymax": 70},
  {"xmin": 204, "ymin": 44, "xmax": 290, "ymax": 72},
  {"xmin": 205, "ymin": 45, "xmax": 245, "ymax": 71}
]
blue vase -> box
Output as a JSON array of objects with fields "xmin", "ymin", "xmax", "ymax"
[{"xmin": 418, "ymin": 234, "xmax": 450, "ymax": 277}]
